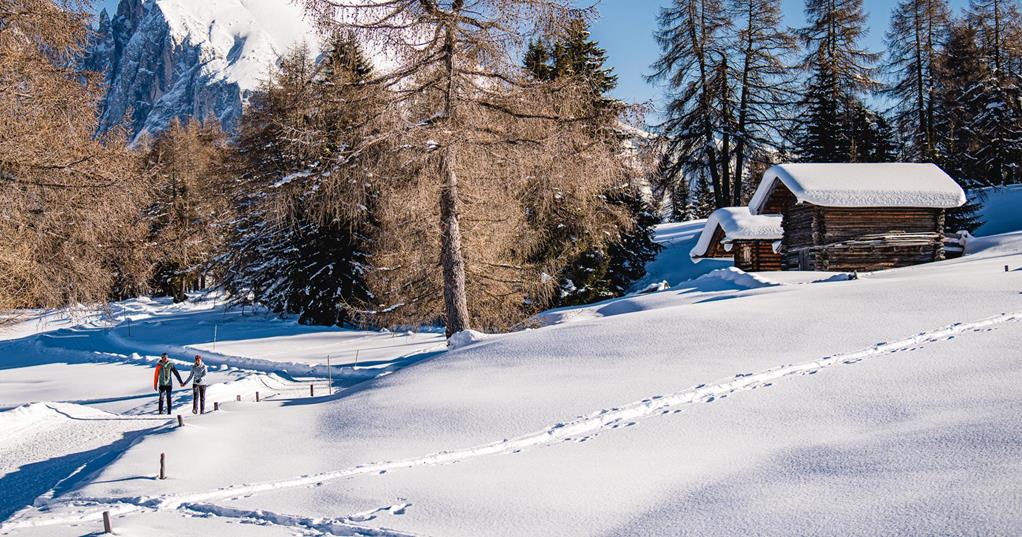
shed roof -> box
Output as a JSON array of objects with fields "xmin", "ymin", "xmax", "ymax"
[
  {"xmin": 690, "ymin": 207, "xmax": 784, "ymax": 259},
  {"xmin": 748, "ymin": 163, "xmax": 967, "ymax": 214}
]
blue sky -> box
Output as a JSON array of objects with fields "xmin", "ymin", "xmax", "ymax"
[
  {"xmin": 91, "ymin": 0, "xmax": 972, "ymax": 116},
  {"xmin": 590, "ymin": 0, "xmax": 970, "ymax": 116}
]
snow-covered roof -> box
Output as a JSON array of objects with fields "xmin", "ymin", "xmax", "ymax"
[
  {"xmin": 690, "ymin": 208, "xmax": 784, "ymax": 259},
  {"xmin": 748, "ymin": 163, "xmax": 967, "ymax": 214}
]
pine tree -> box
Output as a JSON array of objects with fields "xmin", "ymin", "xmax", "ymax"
[
  {"xmin": 306, "ymin": 0, "xmax": 634, "ymax": 334},
  {"xmin": 884, "ymin": 0, "xmax": 951, "ymax": 160},
  {"xmin": 795, "ymin": 0, "xmax": 881, "ymax": 162},
  {"xmin": 551, "ymin": 17, "xmax": 619, "ymax": 98},
  {"xmin": 693, "ymin": 174, "xmax": 717, "ymax": 219},
  {"xmin": 965, "ymin": 0, "xmax": 1022, "ymax": 185},
  {"xmin": 934, "ymin": 22, "xmax": 989, "ymax": 231},
  {"xmin": 221, "ymin": 35, "xmax": 388, "ymax": 326},
  {"xmin": 524, "ymin": 39, "xmax": 554, "ymax": 81}
]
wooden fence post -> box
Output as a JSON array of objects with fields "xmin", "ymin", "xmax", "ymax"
[
  {"xmin": 102, "ymin": 511, "xmax": 112, "ymax": 534},
  {"xmin": 255, "ymin": 391, "xmax": 260, "ymax": 402},
  {"xmin": 159, "ymin": 453, "xmax": 166, "ymax": 480},
  {"xmin": 214, "ymin": 401, "xmax": 219, "ymax": 411},
  {"xmin": 236, "ymin": 394, "xmax": 241, "ymax": 402},
  {"xmin": 177, "ymin": 415, "xmax": 183, "ymax": 427},
  {"xmin": 310, "ymin": 384, "xmax": 314, "ymax": 397},
  {"xmin": 1006, "ymin": 265, "xmax": 1010, "ymax": 272}
]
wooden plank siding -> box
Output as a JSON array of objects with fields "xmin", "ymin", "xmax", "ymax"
[
  {"xmin": 734, "ymin": 240, "xmax": 782, "ymax": 272},
  {"xmin": 779, "ymin": 204, "xmax": 947, "ymax": 271},
  {"xmin": 765, "ymin": 180, "xmax": 949, "ymax": 271}
]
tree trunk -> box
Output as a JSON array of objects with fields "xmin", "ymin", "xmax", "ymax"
[
  {"xmin": 438, "ymin": 5, "xmax": 471, "ymax": 338},
  {"xmin": 439, "ymin": 148, "xmax": 470, "ymax": 337}
]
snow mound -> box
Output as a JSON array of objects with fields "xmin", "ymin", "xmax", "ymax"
[
  {"xmin": 690, "ymin": 207, "xmax": 783, "ymax": 259},
  {"xmin": 447, "ymin": 330, "xmax": 490, "ymax": 350},
  {"xmin": 750, "ymin": 163, "xmax": 967, "ymax": 213},
  {"xmin": 0, "ymin": 402, "xmax": 117, "ymax": 442},
  {"xmin": 690, "ymin": 267, "xmax": 779, "ymax": 290}
]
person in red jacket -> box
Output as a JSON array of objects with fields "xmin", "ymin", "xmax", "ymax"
[{"xmin": 153, "ymin": 353, "xmax": 184, "ymax": 414}]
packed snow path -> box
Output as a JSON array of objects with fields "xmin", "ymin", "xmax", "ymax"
[{"xmin": 5, "ymin": 309, "xmax": 1018, "ymax": 535}]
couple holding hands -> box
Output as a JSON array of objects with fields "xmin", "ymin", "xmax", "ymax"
[{"xmin": 153, "ymin": 353, "xmax": 208, "ymax": 415}]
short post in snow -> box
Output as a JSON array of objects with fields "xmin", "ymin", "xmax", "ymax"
[
  {"xmin": 327, "ymin": 355, "xmax": 332, "ymax": 396},
  {"xmin": 255, "ymin": 391, "xmax": 260, "ymax": 402},
  {"xmin": 177, "ymin": 414, "xmax": 183, "ymax": 427},
  {"xmin": 102, "ymin": 511, "xmax": 112, "ymax": 534},
  {"xmin": 214, "ymin": 401, "xmax": 220, "ymax": 411},
  {"xmin": 1006, "ymin": 265, "xmax": 1010, "ymax": 272},
  {"xmin": 310, "ymin": 384, "xmax": 314, "ymax": 397},
  {"xmin": 236, "ymin": 394, "xmax": 241, "ymax": 402},
  {"xmin": 159, "ymin": 453, "xmax": 166, "ymax": 480}
]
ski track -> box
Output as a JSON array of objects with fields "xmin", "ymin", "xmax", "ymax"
[{"xmin": 4, "ymin": 310, "xmax": 1020, "ymax": 533}]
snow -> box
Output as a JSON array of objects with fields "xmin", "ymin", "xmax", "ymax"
[
  {"xmin": 973, "ymin": 184, "xmax": 1022, "ymax": 236},
  {"xmin": 749, "ymin": 163, "xmax": 968, "ymax": 214},
  {"xmin": 689, "ymin": 207, "xmax": 783, "ymax": 259},
  {"xmin": 4, "ymin": 188, "xmax": 1022, "ymax": 536},
  {"xmin": 628, "ymin": 220, "xmax": 730, "ymax": 292},
  {"xmin": 155, "ymin": 0, "xmax": 321, "ymax": 93}
]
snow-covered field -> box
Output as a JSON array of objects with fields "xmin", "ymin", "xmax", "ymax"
[{"xmin": 2, "ymin": 194, "xmax": 1021, "ymax": 536}]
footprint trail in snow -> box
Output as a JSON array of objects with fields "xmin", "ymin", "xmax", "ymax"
[{"xmin": 4, "ymin": 310, "xmax": 1020, "ymax": 534}]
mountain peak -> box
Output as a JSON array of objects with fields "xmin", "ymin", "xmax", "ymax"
[{"xmin": 87, "ymin": 0, "xmax": 320, "ymax": 138}]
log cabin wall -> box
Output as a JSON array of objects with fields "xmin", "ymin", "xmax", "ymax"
[
  {"xmin": 779, "ymin": 205, "xmax": 947, "ymax": 271},
  {"xmin": 734, "ymin": 240, "xmax": 782, "ymax": 271}
]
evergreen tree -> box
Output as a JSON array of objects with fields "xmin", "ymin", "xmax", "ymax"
[
  {"xmin": 524, "ymin": 39, "xmax": 554, "ymax": 81},
  {"xmin": 934, "ymin": 22, "xmax": 989, "ymax": 231},
  {"xmin": 884, "ymin": 0, "xmax": 951, "ymax": 160},
  {"xmin": 692, "ymin": 174, "xmax": 717, "ymax": 219},
  {"xmin": 551, "ymin": 17, "xmax": 619, "ymax": 98},
  {"xmin": 221, "ymin": 35, "xmax": 387, "ymax": 325},
  {"xmin": 795, "ymin": 0, "xmax": 881, "ymax": 162},
  {"xmin": 965, "ymin": 0, "xmax": 1022, "ymax": 184},
  {"xmin": 849, "ymin": 103, "xmax": 898, "ymax": 162}
]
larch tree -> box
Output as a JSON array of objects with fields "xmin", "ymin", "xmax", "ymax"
[
  {"xmin": 0, "ymin": 0, "xmax": 149, "ymax": 315},
  {"xmin": 521, "ymin": 16, "xmax": 660, "ymax": 307},
  {"xmin": 883, "ymin": 0, "xmax": 951, "ymax": 161},
  {"xmin": 143, "ymin": 118, "xmax": 231, "ymax": 301},
  {"xmin": 651, "ymin": 0, "xmax": 795, "ymax": 209},
  {"xmin": 303, "ymin": 0, "xmax": 634, "ymax": 335}
]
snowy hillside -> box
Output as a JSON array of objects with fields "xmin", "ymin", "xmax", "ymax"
[
  {"xmin": 85, "ymin": 0, "xmax": 321, "ymax": 137},
  {"xmin": 2, "ymin": 190, "xmax": 1022, "ymax": 536}
]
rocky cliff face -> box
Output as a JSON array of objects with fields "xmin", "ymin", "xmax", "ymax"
[{"xmin": 85, "ymin": 0, "xmax": 319, "ymax": 139}]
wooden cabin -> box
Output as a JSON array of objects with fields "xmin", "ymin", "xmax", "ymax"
[
  {"xmin": 690, "ymin": 207, "xmax": 784, "ymax": 271},
  {"xmin": 748, "ymin": 163, "xmax": 967, "ymax": 272}
]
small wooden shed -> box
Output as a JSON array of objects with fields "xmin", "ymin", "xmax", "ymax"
[
  {"xmin": 748, "ymin": 163, "xmax": 967, "ymax": 272},
  {"xmin": 690, "ymin": 207, "xmax": 784, "ymax": 271}
]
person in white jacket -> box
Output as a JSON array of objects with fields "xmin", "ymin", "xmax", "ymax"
[{"xmin": 181, "ymin": 355, "xmax": 209, "ymax": 414}]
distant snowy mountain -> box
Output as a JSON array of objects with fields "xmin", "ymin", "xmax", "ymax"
[{"xmin": 85, "ymin": 0, "xmax": 321, "ymax": 138}]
